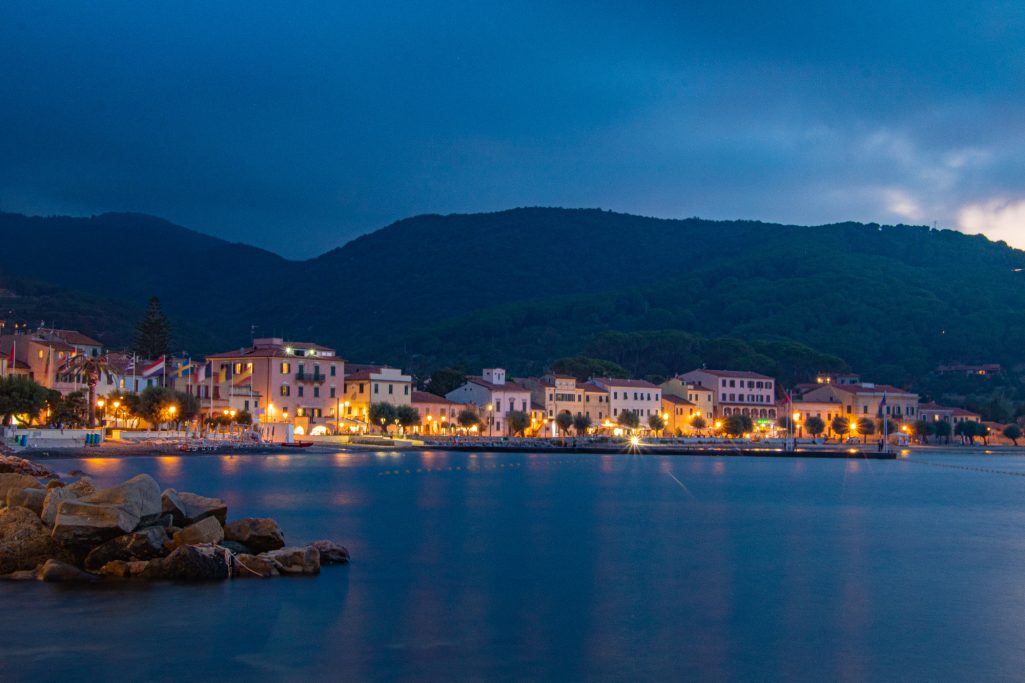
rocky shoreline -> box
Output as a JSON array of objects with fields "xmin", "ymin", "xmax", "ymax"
[{"xmin": 0, "ymin": 455, "xmax": 349, "ymax": 582}]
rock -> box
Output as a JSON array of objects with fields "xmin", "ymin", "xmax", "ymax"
[
  {"xmin": 41, "ymin": 486, "xmax": 77, "ymax": 527},
  {"xmin": 224, "ymin": 518, "xmax": 284, "ymax": 553},
  {"xmin": 52, "ymin": 474, "xmax": 162, "ymax": 550},
  {"xmin": 98, "ymin": 559, "xmax": 150, "ymax": 578},
  {"xmin": 0, "ymin": 473, "xmax": 42, "ymax": 504},
  {"xmin": 140, "ymin": 544, "xmax": 230, "ymax": 580},
  {"xmin": 160, "ymin": 489, "xmax": 188, "ymax": 526},
  {"xmin": 83, "ymin": 526, "xmax": 169, "ymax": 570},
  {"xmin": 260, "ymin": 546, "xmax": 320, "ymax": 575},
  {"xmin": 311, "ymin": 540, "xmax": 350, "ymax": 564},
  {"xmin": 0, "ymin": 455, "xmax": 55, "ymax": 478},
  {"xmin": 142, "ymin": 513, "xmax": 174, "ymax": 529},
  {"xmin": 51, "ymin": 500, "xmax": 141, "ymax": 550},
  {"xmin": 66, "ymin": 478, "xmax": 96, "ymax": 497},
  {"xmin": 46, "ymin": 480, "xmax": 65, "ymax": 490},
  {"xmin": 234, "ymin": 553, "xmax": 279, "ymax": 578},
  {"xmin": 36, "ymin": 559, "xmax": 97, "ymax": 582},
  {"xmin": 1, "ymin": 569, "xmax": 37, "ymax": 580},
  {"xmin": 221, "ymin": 540, "xmax": 253, "ymax": 555},
  {"xmin": 7, "ymin": 487, "xmax": 46, "ymax": 516},
  {"xmin": 0, "ymin": 506, "xmax": 68, "ymax": 574},
  {"xmin": 81, "ymin": 474, "xmax": 161, "ymax": 523},
  {"xmin": 172, "ymin": 516, "xmax": 224, "ymax": 548},
  {"xmin": 177, "ymin": 491, "xmax": 228, "ymax": 525}
]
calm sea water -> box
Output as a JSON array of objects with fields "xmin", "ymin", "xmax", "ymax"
[{"xmin": 2, "ymin": 449, "xmax": 1025, "ymax": 682}]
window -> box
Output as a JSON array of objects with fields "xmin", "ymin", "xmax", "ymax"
[
  {"xmin": 373, "ymin": 383, "xmax": 379, "ymax": 394},
  {"xmin": 330, "ymin": 366, "xmax": 336, "ymax": 376},
  {"xmin": 298, "ymin": 386, "xmax": 304, "ymax": 397},
  {"xmin": 330, "ymin": 387, "xmax": 336, "ymax": 398},
  {"xmin": 614, "ymin": 392, "xmax": 618, "ymax": 400},
  {"xmin": 359, "ymin": 383, "xmax": 365, "ymax": 394},
  {"xmin": 313, "ymin": 387, "xmax": 320, "ymax": 398},
  {"xmin": 388, "ymin": 384, "xmax": 393, "ymax": 395},
  {"xmin": 280, "ymin": 385, "xmax": 290, "ymax": 397},
  {"xmin": 404, "ymin": 385, "xmax": 409, "ymax": 395},
  {"xmin": 234, "ymin": 362, "xmax": 242, "ymax": 374},
  {"xmin": 281, "ymin": 362, "xmax": 290, "ymax": 374},
  {"xmin": 729, "ymin": 380, "xmax": 736, "ymax": 387}
]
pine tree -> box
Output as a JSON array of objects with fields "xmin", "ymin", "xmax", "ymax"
[{"xmin": 135, "ymin": 296, "xmax": 171, "ymax": 359}]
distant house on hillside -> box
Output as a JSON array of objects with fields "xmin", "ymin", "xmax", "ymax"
[{"xmin": 936, "ymin": 363, "xmax": 1002, "ymax": 376}]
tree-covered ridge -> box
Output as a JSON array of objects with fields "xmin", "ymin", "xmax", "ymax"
[{"xmin": 1, "ymin": 207, "xmax": 1024, "ymax": 397}]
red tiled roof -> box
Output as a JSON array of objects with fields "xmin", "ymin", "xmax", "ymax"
[
  {"xmin": 411, "ymin": 390, "xmax": 457, "ymax": 405},
  {"xmin": 577, "ymin": 382, "xmax": 608, "ymax": 392},
  {"xmin": 662, "ymin": 395, "xmax": 695, "ymax": 405},
  {"xmin": 41, "ymin": 328, "xmax": 103, "ymax": 347}
]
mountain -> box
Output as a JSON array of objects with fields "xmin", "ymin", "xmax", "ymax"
[{"xmin": 1, "ymin": 207, "xmax": 1024, "ymax": 397}]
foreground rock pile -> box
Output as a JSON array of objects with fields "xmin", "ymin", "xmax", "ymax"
[{"xmin": 0, "ymin": 470, "xmax": 349, "ymax": 582}]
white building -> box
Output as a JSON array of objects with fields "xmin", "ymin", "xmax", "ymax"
[
  {"xmin": 679, "ymin": 369, "xmax": 778, "ymax": 420},
  {"xmin": 589, "ymin": 377, "xmax": 661, "ymax": 424},
  {"xmin": 446, "ymin": 368, "xmax": 531, "ymax": 436}
]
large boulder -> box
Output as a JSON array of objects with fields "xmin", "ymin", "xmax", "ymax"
[
  {"xmin": 52, "ymin": 475, "xmax": 161, "ymax": 550},
  {"xmin": 7, "ymin": 488, "xmax": 46, "ymax": 516},
  {"xmin": 0, "ymin": 506, "xmax": 66, "ymax": 574},
  {"xmin": 224, "ymin": 518, "xmax": 284, "ymax": 553},
  {"xmin": 0, "ymin": 473, "xmax": 42, "ymax": 505},
  {"xmin": 140, "ymin": 544, "xmax": 230, "ymax": 580},
  {"xmin": 66, "ymin": 477, "xmax": 97, "ymax": 497},
  {"xmin": 311, "ymin": 540, "xmax": 350, "ymax": 564},
  {"xmin": 234, "ymin": 553, "xmax": 279, "ymax": 578},
  {"xmin": 177, "ymin": 491, "xmax": 228, "ymax": 525},
  {"xmin": 83, "ymin": 526, "xmax": 169, "ymax": 570},
  {"xmin": 172, "ymin": 516, "xmax": 224, "ymax": 548},
  {"xmin": 36, "ymin": 559, "xmax": 97, "ymax": 582},
  {"xmin": 80, "ymin": 474, "xmax": 161, "ymax": 523},
  {"xmin": 260, "ymin": 546, "xmax": 320, "ymax": 575},
  {"xmin": 160, "ymin": 489, "xmax": 188, "ymax": 526},
  {"xmin": 41, "ymin": 486, "xmax": 77, "ymax": 527}
]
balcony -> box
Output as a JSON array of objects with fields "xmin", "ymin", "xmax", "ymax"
[{"xmin": 296, "ymin": 371, "xmax": 326, "ymax": 383}]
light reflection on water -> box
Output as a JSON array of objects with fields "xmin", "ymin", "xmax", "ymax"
[{"xmin": 7, "ymin": 449, "xmax": 1025, "ymax": 682}]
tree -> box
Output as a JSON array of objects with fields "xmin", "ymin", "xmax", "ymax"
[
  {"xmin": 831, "ymin": 416, "xmax": 850, "ymax": 440},
  {"xmin": 549, "ymin": 356, "xmax": 630, "ymax": 382},
  {"xmin": 369, "ymin": 402, "xmax": 398, "ymax": 433},
  {"xmin": 395, "ymin": 405, "xmax": 421, "ymax": 434},
  {"xmin": 507, "ymin": 410, "xmax": 531, "ymax": 436},
  {"xmin": 555, "ymin": 412, "xmax": 574, "ymax": 438},
  {"xmin": 1003, "ymin": 424, "xmax": 1021, "ymax": 446},
  {"xmin": 954, "ymin": 420, "xmax": 980, "ymax": 444},
  {"xmin": 64, "ymin": 353, "xmax": 119, "ymax": 427},
  {"xmin": 933, "ymin": 419, "xmax": 952, "ymax": 444},
  {"xmin": 912, "ymin": 420, "xmax": 933, "ymax": 444},
  {"xmin": 48, "ymin": 389, "xmax": 88, "ymax": 428},
  {"xmin": 647, "ymin": 413, "xmax": 666, "ymax": 434},
  {"xmin": 804, "ymin": 416, "xmax": 825, "ymax": 438},
  {"xmin": 423, "ymin": 368, "xmax": 466, "ymax": 397},
  {"xmin": 236, "ymin": 410, "xmax": 253, "ymax": 426},
  {"xmin": 457, "ymin": 408, "xmax": 480, "ymax": 431},
  {"xmin": 0, "ymin": 376, "xmax": 50, "ymax": 426},
  {"xmin": 617, "ymin": 410, "xmax": 640, "ymax": 430},
  {"xmin": 876, "ymin": 417, "xmax": 898, "ymax": 436},
  {"xmin": 723, "ymin": 414, "xmax": 753, "ymax": 437},
  {"xmin": 690, "ymin": 415, "xmax": 707, "ymax": 431},
  {"xmin": 572, "ymin": 413, "xmax": 592, "ymax": 435},
  {"xmin": 856, "ymin": 417, "xmax": 876, "ymax": 441},
  {"xmin": 135, "ymin": 296, "xmax": 171, "ymax": 360},
  {"xmin": 137, "ymin": 386, "xmax": 196, "ymax": 429}
]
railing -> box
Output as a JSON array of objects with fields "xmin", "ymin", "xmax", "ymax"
[{"xmin": 296, "ymin": 371, "xmax": 326, "ymax": 383}]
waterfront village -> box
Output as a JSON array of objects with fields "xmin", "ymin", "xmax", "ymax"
[{"xmin": 0, "ymin": 327, "xmax": 1016, "ymax": 451}]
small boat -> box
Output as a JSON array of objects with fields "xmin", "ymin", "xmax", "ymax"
[{"xmin": 280, "ymin": 441, "xmax": 314, "ymax": 448}]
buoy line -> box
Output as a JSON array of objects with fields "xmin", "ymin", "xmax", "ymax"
[{"xmin": 904, "ymin": 458, "xmax": 1025, "ymax": 478}]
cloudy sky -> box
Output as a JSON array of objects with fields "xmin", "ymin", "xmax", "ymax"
[{"xmin": 2, "ymin": 1, "xmax": 1024, "ymax": 258}]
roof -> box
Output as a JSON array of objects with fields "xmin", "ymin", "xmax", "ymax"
[
  {"xmin": 468, "ymin": 376, "xmax": 529, "ymax": 392},
  {"xmin": 345, "ymin": 367, "xmax": 409, "ymax": 382},
  {"xmin": 40, "ymin": 329, "xmax": 103, "ymax": 347},
  {"xmin": 825, "ymin": 383, "xmax": 915, "ymax": 396},
  {"xmin": 662, "ymin": 395, "xmax": 695, "ymax": 405},
  {"xmin": 411, "ymin": 390, "xmax": 457, "ymax": 405},
  {"xmin": 578, "ymin": 381, "xmax": 608, "ymax": 393},
  {"xmin": 951, "ymin": 408, "xmax": 981, "ymax": 417},
  {"xmin": 684, "ymin": 369, "xmax": 774, "ymax": 380},
  {"xmin": 206, "ymin": 340, "xmax": 340, "ymax": 361},
  {"xmin": 590, "ymin": 377, "xmax": 659, "ymax": 389}
]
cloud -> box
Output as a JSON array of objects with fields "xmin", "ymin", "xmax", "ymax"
[{"xmin": 958, "ymin": 199, "xmax": 1025, "ymax": 249}]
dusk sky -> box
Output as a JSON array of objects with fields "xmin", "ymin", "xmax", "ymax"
[{"xmin": 2, "ymin": 1, "xmax": 1024, "ymax": 258}]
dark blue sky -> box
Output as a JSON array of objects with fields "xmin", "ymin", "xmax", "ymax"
[{"xmin": 2, "ymin": 1, "xmax": 1024, "ymax": 258}]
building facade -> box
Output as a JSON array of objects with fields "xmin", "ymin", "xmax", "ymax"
[
  {"xmin": 679, "ymin": 369, "xmax": 777, "ymax": 421},
  {"xmin": 446, "ymin": 368, "xmax": 531, "ymax": 436},
  {"xmin": 589, "ymin": 377, "xmax": 661, "ymax": 425}
]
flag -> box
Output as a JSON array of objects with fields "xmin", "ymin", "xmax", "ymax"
[
  {"xmin": 141, "ymin": 356, "xmax": 165, "ymax": 378},
  {"xmin": 177, "ymin": 358, "xmax": 193, "ymax": 379}
]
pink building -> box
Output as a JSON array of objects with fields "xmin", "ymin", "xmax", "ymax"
[
  {"xmin": 446, "ymin": 368, "xmax": 531, "ymax": 436},
  {"xmin": 679, "ymin": 369, "xmax": 778, "ymax": 420}
]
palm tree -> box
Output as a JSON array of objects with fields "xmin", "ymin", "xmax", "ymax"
[{"xmin": 64, "ymin": 353, "xmax": 118, "ymax": 428}]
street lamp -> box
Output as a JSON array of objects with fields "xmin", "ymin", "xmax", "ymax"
[{"xmin": 487, "ymin": 403, "xmax": 494, "ymax": 438}]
